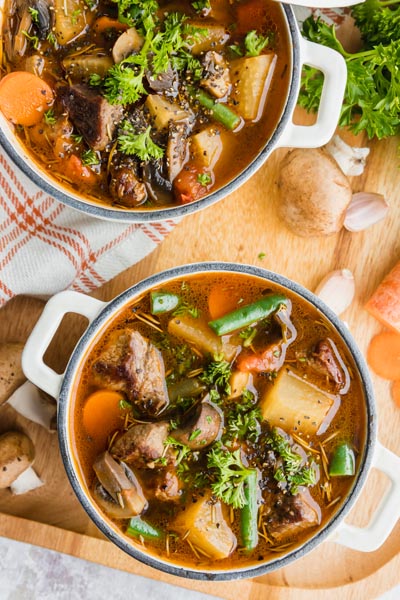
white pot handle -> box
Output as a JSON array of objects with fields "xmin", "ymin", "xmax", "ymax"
[
  {"xmin": 333, "ymin": 441, "xmax": 400, "ymax": 552},
  {"xmin": 22, "ymin": 291, "xmax": 106, "ymax": 400},
  {"xmin": 276, "ymin": 36, "xmax": 347, "ymax": 148}
]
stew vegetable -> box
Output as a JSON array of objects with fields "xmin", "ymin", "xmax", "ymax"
[
  {"xmin": 72, "ymin": 272, "xmax": 366, "ymax": 569},
  {"xmin": 1, "ymin": 0, "xmax": 291, "ymax": 209}
]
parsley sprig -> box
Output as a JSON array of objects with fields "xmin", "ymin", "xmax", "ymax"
[
  {"xmin": 352, "ymin": 0, "xmax": 400, "ymax": 47},
  {"xmin": 224, "ymin": 390, "xmax": 261, "ymax": 443},
  {"xmin": 118, "ymin": 122, "xmax": 164, "ymax": 161},
  {"xmin": 200, "ymin": 358, "xmax": 232, "ymax": 397},
  {"xmin": 207, "ymin": 445, "xmax": 253, "ymax": 508},
  {"xmin": 299, "ymin": 15, "xmax": 400, "ymax": 140}
]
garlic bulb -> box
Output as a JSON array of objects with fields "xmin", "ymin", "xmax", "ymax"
[
  {"xmin": 325, "ymin": 135, "xmax": 370, "ymax": 176},
  {"xmin": 344, "ymin": 192, "xmax": 389, "ymax": 232},
  {"xmin": 315, "ymin": 269, "xmax": 355, "ymax": 316}
]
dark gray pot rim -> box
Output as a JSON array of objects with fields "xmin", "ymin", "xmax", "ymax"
[
  {"xmin": 58, "ymin": 262, "xmax": 376, "ymax": 581},
  {"xmin": 0, "ymin": 5, "xmax": 299, "ymax": 223}
]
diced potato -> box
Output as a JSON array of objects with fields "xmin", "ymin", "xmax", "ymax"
[
  {"xmin": 228, "ymin": 370, "xmax": 250, "ymax": 399},
  {"xmin": 173, "ymin": 493, "xmax": 237, "ymax": 559},
  {"xmin": 230, "ymin": 53, "xmax": 276, "ymax": 121},
  {"xmin": 168, "ymin": 315, "xmax": 237, "ymax": 361},
  {"xmin": 260, "ymin": 369, "xmax": 335, "ymax": 435},
  {"xmin": 62, "ymin": 54, "xmax": 113, "ymax": 80},
  {"xmin": 187, "ymin": 22, "xmax": 229, "ymax": 55},
  {"xmin": 54, "ymin": 0, "xmax": 88, "ymax": 45},
  {"xmin": 145, "ymin": 95, "xmax": 191, "ymax": 131},
  {"xmin": 191, "ymin": 126, "xmax": 223, "ymax": 168}
]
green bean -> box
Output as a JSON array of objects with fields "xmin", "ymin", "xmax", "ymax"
[
  {"xmin": 150, "ymin": 291, "xmax": 180, "ymax": 314},
  {"xmin": 188, "ymin": 87, "xmax": 241, "ymax": 130},
  {"xmin": 126, "ymin": 516, "xmax": 163, "ymax": 540},
  {"xmin": 208, "ymin": 294, "xmax": 288, "ymax": 336},
  {"xmin": 240, "ymin": 469, "xmax": 259, "ymax": 551},
  {"xmin": 329, "ymin": 443, "xmax": 355, "ymax": 476}
]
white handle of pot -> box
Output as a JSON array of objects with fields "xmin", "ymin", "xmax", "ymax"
[
  {"xmin": 333, "ymin": 441, "xmax": 400, "ymax": 552},
  {"xmin": 22, "ymin": 291, "xmax": 106, "ymax": 400},
  {"xmin": 276, "ymin": 37, "xmax": 347, "ymax": 149}
]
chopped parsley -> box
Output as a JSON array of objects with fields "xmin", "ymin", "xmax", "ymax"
[
  {"xmin": 224, "ymin": 390, "xmax": 261, "ymax": 443},
  {"xmin": 192, "ymin": 0, "xmax": 211, "ymax": 13},
  {"xmin": 200, "ymin": 358, "xmax": 231, "ymax": 396},
  {"xmin": 267, "ymin": 428, "xmax": 317, "ymax": 495},
  {"xmin": 244, "ymin": 30, "xmax": 270, "ymax": 56},
  {"xmin": 197, "ymin": 172, "xmax": 212, "ymax": 186},
  {"xmin": 71, "ymin": 9, "xmax": 82, "ymax": 25},
  {"xmin": 44, "ymin": 109, "xmax": 57, "ymax": 126},
  {"xmin": 172, "ymin": 301, "xmax": 200, "ymax": 318},
  {"xmin": 81, "ymin": 149, "xmax": 100, "ymax": 166},
  {"xmin": 89, "ymin": 73, "xmax": 103, "ymax": 87},
  {"xmin": 118, "ymin": 122, "xmax": 164, "ymax": 161},
  {"xmin": 239, "ymin": 326, "xmax": 257, "ymax": 347},
  {"xmin": 165, "ymin": 436, "xmax": 191, "ymax": 465}
]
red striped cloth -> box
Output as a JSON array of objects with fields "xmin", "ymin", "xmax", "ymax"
[{"xmin": 0, "ymin": 150, "xmax": 177, "ymax": 306}]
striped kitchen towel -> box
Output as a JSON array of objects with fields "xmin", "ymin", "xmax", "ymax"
[{"xmin": 0, "ymin": 150, "xmax": 177, "ymax": 306}]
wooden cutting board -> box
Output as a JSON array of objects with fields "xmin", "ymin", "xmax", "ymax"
[{"xmin": 1, "ymin": 114, "xmax": 400, "ymax": 598}]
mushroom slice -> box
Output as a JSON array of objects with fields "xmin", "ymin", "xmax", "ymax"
[
  {"xmin": 0, "ymin": 431, "xmax": 35, "ymax": 489},
  {"xmin": 173, "ymin": 400, "xmax": 222, "ymax": 450},
  {"xmin": 92, "ymin": 481, "xmax": 141, "ymax": 519},
  {"xmin": 167, "ymin": 122, "xmax": 189, "ymax": 183},
  {"xmin": 93, "ymin": 451, "xmax": 147, "ymax": 515},
  {"xmin": 112, "ymin": 27, "xmax": 144, "ymax": 63}
]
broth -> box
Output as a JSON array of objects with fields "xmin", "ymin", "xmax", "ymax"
[
  {"xmin": 1, "ymin": 0, "xmax": 290, "ymax": 209},
  {"xmin": 71, "ymin": 272, "xmax": 366, "ymax": 570}
]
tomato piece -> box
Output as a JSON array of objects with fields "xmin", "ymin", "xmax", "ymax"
[{"xmin": 173, "ymin": 162, "xmax": 210, "ymax": 205}]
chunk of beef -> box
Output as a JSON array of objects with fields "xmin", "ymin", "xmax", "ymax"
[
  {"xmin": 109, "ymin": 155, "xmax": 148, "ymax": 208},
  {"xmin": 173, "ymin": 401, "xmax": 221, "ymax": 449},
  {"xmin": 145, "ymin": 468, "xmax": 182, "ymax": 502},
  {"xmin": 111, "ymin": 421, "xmax": 172, "ymax": 468},
  {"xmin": 60, "ymin": 84, "xmax": 123, "ymax": 151},
  {"xmin": 309, "ymin": 338, "xmax": 348, "ymax": 391},
  {"xmin": 93, "ymin": 330, "xmax": 169, "ymax": 416},
  {"xmin": 93, "ymin": 451, "xmax": 147, "ymax": 515},
  {"xmin": 200, "ymin": 51, "xmax": 230, "ymax": 99},
  {"xmin": 264, "ymin": 490, "xmax": 321, "ymax": 543}
]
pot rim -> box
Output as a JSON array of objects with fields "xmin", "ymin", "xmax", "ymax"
[
  {"xmin": 0, "ymin": 5, "xmax": 300, "ymax": 223},
  {"xmin": 58, "ymin": 262, "xmax": 377, "ymax": 581}
]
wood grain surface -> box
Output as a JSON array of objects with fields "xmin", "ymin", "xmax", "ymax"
[{"xmin": 0, "ymin": 114, "xmax": 400, "ymax": 598}]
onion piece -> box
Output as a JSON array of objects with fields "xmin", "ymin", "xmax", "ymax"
[
  {"xmin": 7, "ymin": 381, "xmax": 57, "ymax": 431},
  {"xmin": 344, "ymin": 192, "xmax": 389, "ymax": 232},
  {"xmin": 315, "ymin": 269, "xmax": 355, "ymax": 316},
  {"xmin": 325, "ymin": 135, "xmax": 370, "ymax": 176},
  {"xmin": 10, "ymin": 466, "xmax": 44, "ymax": 495}
]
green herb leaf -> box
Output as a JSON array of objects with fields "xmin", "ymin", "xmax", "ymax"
[
  {"xmin": 197, "ymin": 172, "xmax": 212, "ymax": 186},
  {"xmin": 44, "ymin": 109, "xmax": 57, "ymax": 126},
  {"xmin": 118, "ymin": 122, "xmax": 164, "ymax": 161},
  {"xmin": 81, "ymin": 149, "xmax": 100, "ymax": 166},
  {"xmin": 192, "ymin": 0, "xmax": 211, "ymax": 13},
  {"xmin": 22, "ymin": 30, "xmax": 39, "ymax": 50},
  {"xmin": 28, "ymin": 7, "xmax": 39, "ymax": 23},
  {"xmin": 244, "ymin": 30, "xmax": 270, "ymax": 57},
  {"xmin": 165, "ymin": 436, "xmax": 191, "ymax": 465},
  {"xmin": 267, "ymin": 428, "xmax": 317, "ymax": 495},
  {"xmin": 200, "ymin": 359, "xmax": 231, "ymax": 396},
  {"xmin": 89, "ymin": 73, "xmax": 103, "ymax": 87},
  {"xmin": 207, "ymin": 445, "xmax": 253, "ymax": 508}
]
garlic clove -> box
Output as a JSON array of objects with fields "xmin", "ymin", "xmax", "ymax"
[
  {"xmin": 325, "ymin": 135, "xmax": 370, "ymax": 176},
  {"xmin": 10, "ymin": 466, "xmax": 44, "ymax": 495},
  {"xmin": 7, "ymin": 381, "xmax": 57, "ymax": 431},
  {"xmin": 315, "ymin": 269, "xmax": 355, "ymax": 316},
  {"xmin": 344, "ymin": 192, "xmax": 389, "ymax": 232}
]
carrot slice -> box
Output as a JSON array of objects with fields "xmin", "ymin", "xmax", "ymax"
[
  {"xmin": 366, "ymin": 261, "xmax": 400, "ymax": 333},
  {"xmin": 94, "ymin": 16, "xmax": 128, "ymax": 33},
  {"xmin": 208, "ymin": 284, "xmax": 245, "ymax": 320},
  {"xmin": 0, "ymin": 71, "xmax": 54, "ymax": 126},
  {"xmin": 367, "ymin": 332, "xmax": 400, "ymax": 380},
  {"xmin": 391, "ymin": 380, "xmax": 400, "ymax": 408},
  {"xmin": 82, "ymin": 390, "xmax": 128, "ymax": 442}
]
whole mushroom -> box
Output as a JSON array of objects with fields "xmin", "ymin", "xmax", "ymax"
[{"xmin": 277, "ymin": 147, "xmax": 352, "ymax": 237}]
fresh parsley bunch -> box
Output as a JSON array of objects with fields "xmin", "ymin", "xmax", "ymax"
[{"xmin": 298, "ymin": 9, "xmax": 400, "ymax": 141}]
